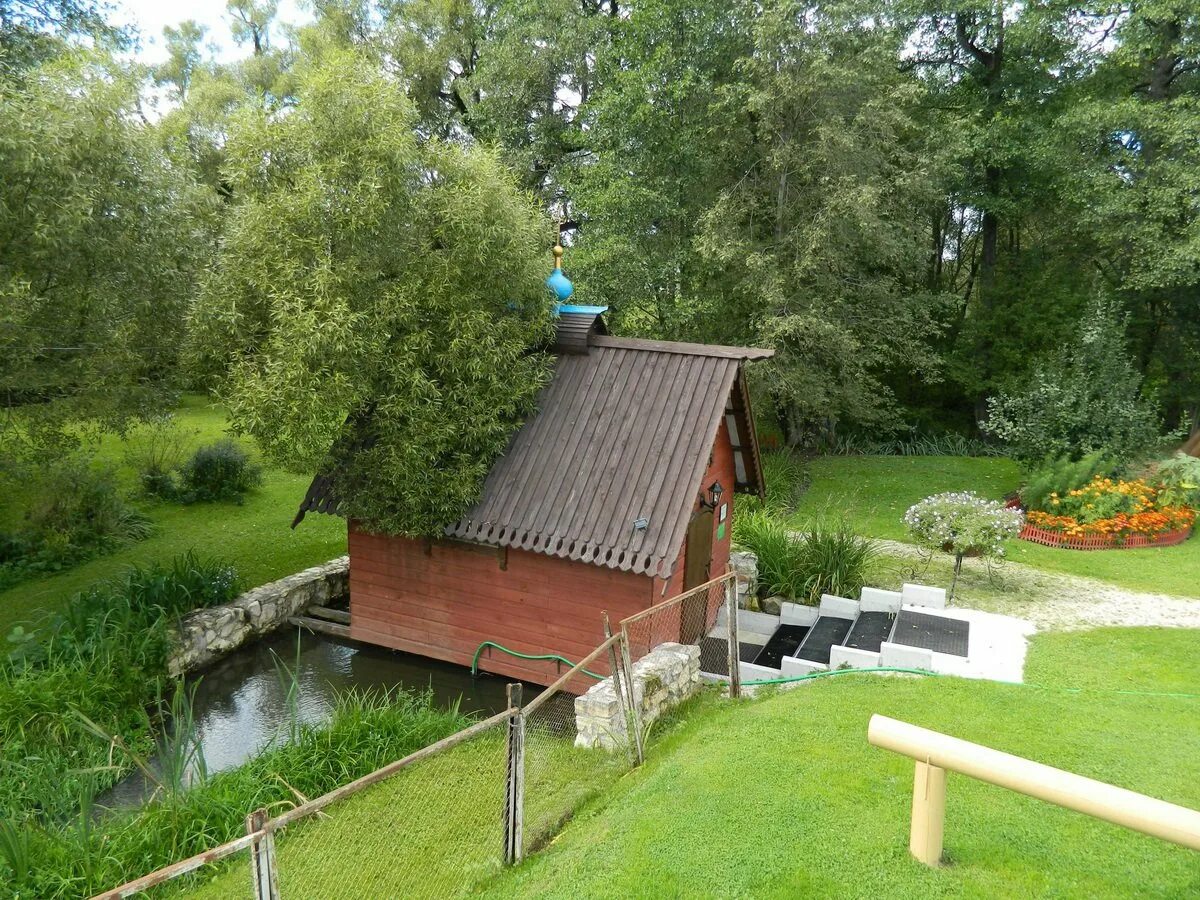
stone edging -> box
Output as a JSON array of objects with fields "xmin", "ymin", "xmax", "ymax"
[{"xmin": 168, "ymin": 557, "xmax": 349, "ymax": 676}]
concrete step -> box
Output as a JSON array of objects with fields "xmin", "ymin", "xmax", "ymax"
[
  {"xmin": 794, "ymin": 615, "xmax": 853, "ymax": 664},
  {"xmin": 843, "ymin": 611, "xmax": 896, "ymax": 654}
]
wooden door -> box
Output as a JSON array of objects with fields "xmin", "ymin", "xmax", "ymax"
[{"xmin": 681, "ymin": 508, "xmax": 714, "ymax": 642}]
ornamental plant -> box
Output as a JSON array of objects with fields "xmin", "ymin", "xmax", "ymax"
[
  {"xmin": 1026, "ymin": 475, "xmax": 1196, "ymax": 541},
  {"xmin": 904, "ymin": 492, "xmax": 1024, "ymax": 599}
]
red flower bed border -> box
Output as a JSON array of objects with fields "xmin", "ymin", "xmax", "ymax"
[{"xmin": 1018, "ymin": 523, "xmax": 1194, "ymax": 551}]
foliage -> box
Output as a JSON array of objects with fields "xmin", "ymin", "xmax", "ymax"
[
  {"xmin": 1020, "ymin": 451, "xmax": 1116, "ymax": 512},
  {"xmin": 1027, "ymin": 476, "xmax": 1196, "ymax": 540},
  {"xmin": 737, "ymin": 451, "xmax": 808, "ymax": 516},
  {"xmin": 0, "ymin": 459, "xmax": 151, "ymax": 586},
  {"xmin": 177, "ymin": 439, "xmax": 263, "ymax": 503},
  {"xmin": 1153, "ymin": 453, "xmax": 1200, "ymax": 510},
  {"xmin": 192, "ymin": 50, "xmax": 555, "ymax": 536},
  {"xmin": 831, "ymin": 431, "xmax": 1003, "ymax": 458},
  {"xmin": 983, "ymin": 301, "xmax": 1164, "ymax": 463},
  {"xmin": 4, "ymin": 687, "xmax": 469, "ymax": 898},
  {"xmin": 904, "ymin": 492, "xmax": 1024, "ymax": 561},
  {"xmin": 123, "ymin": 416, "xmax": 197, "ymax": 499},
  {"xmin": 0, "ymin": 51, "xmax": 217, "ymax": 470},
  {"xmin": 0, "ymin": 554, "xmax": 241, "ymax": 823},
  {"xmin": 734, "ymin": 509, "xmax": 878, "ymax": 604}
]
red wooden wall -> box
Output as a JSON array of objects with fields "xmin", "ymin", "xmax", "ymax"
[{"xmin": 347, "ymin": 414, "xmax": 739, "ymax": 686}]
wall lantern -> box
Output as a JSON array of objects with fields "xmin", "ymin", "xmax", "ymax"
[{"xmin": 702, "ymin": 481, "xmax": 724, "ymax": 510}]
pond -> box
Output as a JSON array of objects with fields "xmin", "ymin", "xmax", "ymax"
[{"xmin": 98, "ymin": 627, "xmax": 520, "ymax": 810}]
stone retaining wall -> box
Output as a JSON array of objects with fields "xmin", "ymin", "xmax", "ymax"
[
  {"xmin": 167, "ymin": 557, "xmax": 349, "ymax": 676},
  {"xmin": 574, "ymin": 642, "xmax": 701, "ymax": 751}
]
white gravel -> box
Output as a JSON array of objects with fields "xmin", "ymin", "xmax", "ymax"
[{"xmin": 870, "ymin": 538, "xmax": 1200, "ymax": 632}]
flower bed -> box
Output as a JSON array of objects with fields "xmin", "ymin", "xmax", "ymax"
[
  {"xmin": 1018, "ymin": 475, "xmax": 1196, "ymax": 550},
  {"xmin": 1019, "ymin": 522, "xmax": 1194, "ymax": 550}
]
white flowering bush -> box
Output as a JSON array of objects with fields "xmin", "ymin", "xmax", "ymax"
[{"xmin": 904, "ymin": 492, "xmax": 1024, "ymax": 598}]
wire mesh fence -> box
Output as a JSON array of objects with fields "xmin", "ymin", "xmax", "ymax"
[
  {"xmin": 96, "ymin": 579, "xmax": 738, "ymax": 899},
  {"xmin": 621, "ymin": 573, "xmax": 736, "ymax": 677}
]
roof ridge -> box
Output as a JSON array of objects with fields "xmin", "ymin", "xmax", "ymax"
[{"xmin": 588, "ymin": 334, "xmax": 773, "ymax": 360}]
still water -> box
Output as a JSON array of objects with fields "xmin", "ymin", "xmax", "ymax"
[{"xmin": 98, "ymin": 628, "xmax": 519, "ymax": 810}]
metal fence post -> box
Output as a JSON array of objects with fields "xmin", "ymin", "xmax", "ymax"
[
  {"xmin": 725, "ymin": 575, "xmax": 741, "ymax": 699},
  {"xmin": 503, "ymin": 683, "xmax": 525, "ymax": 865},
  {"xmin": 246, "ymin": 808, "xmax": 279, "ymax": 900},
  {"xmin": 617, "ymin": 627, "xmax": 646, "ymax": 765},
  {"xmin": 602, "ymin": 612, "xmax": 636, "ymax": 765}
]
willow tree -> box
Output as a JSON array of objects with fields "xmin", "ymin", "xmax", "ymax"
[{"xmin": 193, "ymin": 51, "xmax": 555, "ymax": 535}]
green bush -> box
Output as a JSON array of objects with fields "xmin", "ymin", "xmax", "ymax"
[
  {"xmin": 982, "ymin": 299, "xmax": 1163, "ymax": 463},
  {"xmin": 1154, "ymin": 453, "xmax": 1200, "ymax": 509},
  {"xmin": 1020, "ymin": 451, "xmax": 1116, "ymax": 511},
  {"xmin": 0, "ymin": 459, "xmax": 152, "ymax": 586},
  {"xmin": 734, "ymin": 509, "xmax": 878, "ymax": 604},
  {"xmin": 178, "ymin": 439, "xmax": 262, "ymax": 503},
  {"xmin": 123, "ymin": 416, "xmax": 196, "ymax": 499},
  {"xmin": 738, "ymin": 451, "xmax": 808, "ymax": 515}
]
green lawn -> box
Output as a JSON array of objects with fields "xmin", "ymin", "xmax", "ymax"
[
  {"xmin": 482, "ymin": 629, "xmax": 1200, "ymax": 898},
  {"xmin": 0, "ymin": 396, "xmax": 346, "ymax": 635},
  {"xmin": 790, "ymin": 455, "xmax": 1200, "ymax": 599}
]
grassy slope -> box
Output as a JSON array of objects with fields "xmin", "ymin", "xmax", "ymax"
[
  {"xmin": 0, "ymin": 396, "xmax": 346, "ymax": 635},
  {"xmin": 482, "ymin": 629, "xmax": 1200, "ymax": 899},
  {"xmin": 792, "ymin": 455, "xmax": 1200, "ymax": 598}
]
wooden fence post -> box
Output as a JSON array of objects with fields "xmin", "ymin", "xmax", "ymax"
[
  {"xmin": 618, "ymin": 627, "xmax": 646, "ymax": 766},
  {"xmin": 246, "ymin": 808, "xmax": 279, "ymax": 900},
  {"xmin": 725, "ymin": 576, "xmax": 741, "ymax": 699},
  {"xmin": 503, "ymin": 683, "xmax": 525, "ymax": 865},
  {"xmin": 910, "ymin": 760, "xmax": 947, "ymax": 866},
  {"xmin": 603, "ymin": 612, "xmax": 636, "ymax": 765}
]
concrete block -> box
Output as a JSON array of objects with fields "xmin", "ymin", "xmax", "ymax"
[
  {"xmin": 902, "ymin": 583, "xmax": 946, "ymax": 610},
  {"xmin": 880, "ymin": 641, "xmax": 934, "ymax": 670},
  {"xmin": 859, "ymin": 587, "xmax": 902, "ymax": 614},
  {"xmin": 818, "ymin": 594, "xmax": 859, "ymax": 620},
  {"xmin": 738, "ymin": 660, "xmax": 782, "ymax": 683},
  {"xmin": 829, "ymin": 645, "xmax": 881, "ymax": 670},
  {"xmin": 780, "ymin": 656, "xmax": 827, "ymax": 677},
  {"xmin": 780, "ymin": 602, "xmax": 819, "ymax": 627},
  {"xmin": 736, "ymin": 608, "xmax": 782, "ymax": 636}
]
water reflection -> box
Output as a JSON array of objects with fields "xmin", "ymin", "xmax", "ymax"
[{"xmin": 98, "ymin": 628, "xmax": 519, "ymax": 810}]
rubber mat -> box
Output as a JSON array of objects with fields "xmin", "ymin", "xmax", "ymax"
[
  {"xmin": 698, "ymin": 637, "xmax": 763, "ymax": 675},
  {"xmin": 753, "ymin": 624, "xmax": 812, "ymax": 669},
  {"xmin": 844, "ymin": 611, "xmax": 895, "ymax": 653},
  {"xmin": 892, "ymin": 609, "xmax": 969, "ymax": 657},
  {"xmin": 795, "ymin": 616, "xmax": 853, "ymax": 664}
]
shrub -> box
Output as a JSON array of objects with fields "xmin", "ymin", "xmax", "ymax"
[
  {"xmin": 832, "ymin": 431, "xmax": 1002, "ymax": 457},
  {"xmin": 123, "ymin": 416, "xmax": 196, "ymax": 499},
  {"xmin": 0, "ymin": 460, "xmax": 152, "ymax": 585},
  {"xmin": 982, "ymin": 299, "xmax": 1163, "ymax": 463},
  {"xmin": 1154, "ymin": 453, "xmax": 1200, "ymax": 509},
  {"xmin": 177, "ymin": 439, "xmax": 262, "ymax": 503},
  {"xmin": 904, "ymin": 492, "xmax": 1024, "ymax": 599},
  {"xmin": 1020, "ymin": 451, "xmax": 1116, "ymax": 511},
  {"xmin": 733, "ymin": 509, "xmax": 878, "ymax": 604},
  {"xmin": 738, "ymin": 451, "xmax": 808, "ymax": 515}
]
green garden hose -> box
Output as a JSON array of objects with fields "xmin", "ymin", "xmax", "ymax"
[
  {"xmin": 470, "ymin": 640, "xmax": 605, "ymax": 680},
  {"xmin": 740, "ymin": 666, "xmax": 942, "ymax": 687}
]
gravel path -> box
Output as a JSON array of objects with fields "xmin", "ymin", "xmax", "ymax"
[{"xmin": 872, "ymin": 538, "xmax": 1200, "ymax": 632}]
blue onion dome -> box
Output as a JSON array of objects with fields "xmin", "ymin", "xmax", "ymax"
[{"xmin": 546, "ymin": 243, "xmax": 574, "ymax": 301}]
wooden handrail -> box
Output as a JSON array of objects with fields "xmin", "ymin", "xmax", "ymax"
[{"xmin": 868, "ymin": 714, "xmax": 1200, "ymax": 866}]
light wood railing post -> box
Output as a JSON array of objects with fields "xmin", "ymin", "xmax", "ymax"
[
  {"xmin": 618, "ymin": 626, "xmax": 646, "ymax": 765},
  {"xmin": 910, "ymin": 760, "xmax": 947, "ymax": 866},
  {"xmin": 246, "ymin": 808, "xmax": 279, "ymax": 900},
  {"xmin": 503, "ymin": 683, "xmax": 525, "ymax": 865}
]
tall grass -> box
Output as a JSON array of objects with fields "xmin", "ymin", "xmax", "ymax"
[
  {"xmin": 9, "ymin": 689, "xmax": 470, "ymax": 898},
  {"xmin": 738, "ymin": 451, "xmax": 808, "ymax": 516},
  {"xmin": 832, "ymin": 432, "xmax": 1003, "ymax": 458},
  {"xmin": 733, "ymin": 509, "xmax": 878, "ymax": 604}
]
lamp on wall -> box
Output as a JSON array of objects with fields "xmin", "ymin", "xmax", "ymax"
[{"xmin": 702, "ymin": 481, "xmax": 724, "ymax": 510}]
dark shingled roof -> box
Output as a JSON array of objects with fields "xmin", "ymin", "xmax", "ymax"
[{"xmin": 294, "ymin": 318, "xmax": 773, "ymax": 579}]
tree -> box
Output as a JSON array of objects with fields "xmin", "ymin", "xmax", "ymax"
[
  {"xmin": 0, "ymin": 0, "xmax": 126, "ymax": 75},
  {"xmin": 191, "ymin": 51, "xmax": 556, "ymax": 535},
  {"xmin": 0, "ymin": 51, "xmax": 217, "ymax": 472}
]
